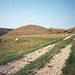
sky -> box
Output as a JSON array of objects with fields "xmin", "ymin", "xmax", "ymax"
[{"xmin": 0, "ymin": 0, "xmax": 75, "ymax": 29}]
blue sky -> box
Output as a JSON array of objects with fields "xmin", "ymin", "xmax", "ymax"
[{"xmin": 0, "ymin": 0, "xmax": 75, "ymax": 29}]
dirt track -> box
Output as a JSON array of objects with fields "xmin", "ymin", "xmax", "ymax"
[
  {"xmin": 0, "ymin": 43, "xmax": 56, "ymax": 75},
  {"xmin": 0, "ymin": 34, "xmax": 74, "ymax": 75},
  {"xmin": 35, "ymin": 44, "xmax": 72, "ymax": 75}
]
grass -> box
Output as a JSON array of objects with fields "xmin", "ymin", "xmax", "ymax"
[
  {"xmin": 14, "ymin": 33, "xmax": 70, "ymax": 39},
  {"xmin": 13, "ymin": 34, "xmax": 75, "ymax": 75},
  {"xmin": 0, "ymin": 34, "xmax": 67, "ymax": 65},
  {"xmin": 62, "ymin": 38, "xmax": 75, "ymax": 75}
]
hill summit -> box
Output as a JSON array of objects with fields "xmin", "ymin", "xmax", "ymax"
[{"xmin": 5, "ymin": 25, "xmax": 52, "ymax": 36}]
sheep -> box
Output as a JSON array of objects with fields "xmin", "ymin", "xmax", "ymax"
[{"xmin": 15, "ymin": 38, "xmax": 20, "ymax": 43}]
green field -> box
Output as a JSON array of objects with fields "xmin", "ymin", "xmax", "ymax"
[{"xmin": 0, "ymin": 34, "xmax": 65, "ymax": 65}]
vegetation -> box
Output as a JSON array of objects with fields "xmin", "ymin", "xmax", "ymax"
[
  {"xmin": 4, "ymin": 25, "xmax": 51, "ymax": 36},
  {"xmin": 13, "ymin": 35, "xmax": 75, "ymax": 75},
  {"xmin": 48, "ymin": 28, "xmax": 65, "ymax": 33},
  {"xmin": 16, "ymin": 33, "xmax": 69, "ymax": 39},
  {"xmin": 62, "ymin": 38, "xmax": 75, "ymax": 75},
  {"xmin": 66, "ymin": 27, "xmax": 75, "ymax": 33},
  {"xmin": 0, "ymin": 34, "xmax": 67, "ymax": 65},
  {"xmin": 0, "ymin": 25, "xmax": 75, "ymax": 37},
  {"xmin": 3, "ymin": 25, "xmax": 75, "ymax": 36}
]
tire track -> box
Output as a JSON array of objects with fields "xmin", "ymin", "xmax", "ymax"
[
  {"xmin": 0, "ymin": 43, "xmax": 56, "ymax": 75},
  {"xmin": 35, "ymin": 44, "xmax": 72, "ymax": 75}
]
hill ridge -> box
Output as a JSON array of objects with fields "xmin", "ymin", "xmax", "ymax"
[
  {"xmin": 3, "ymin": 25, "xmax": 75, "ymax": 36},
  {"xmin": 5, "ymin": 25, "xmax": 51, "ymax": 36}
]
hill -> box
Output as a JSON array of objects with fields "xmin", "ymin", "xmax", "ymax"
[
  {"xmin": 4, "ymin": 25, "xmax": 75, "ymax": 36},
  {"xmin": 0, "ymin": 28, "xmax": 13, "ymax": 36},
  {"xmin": 5, "ymin": 25, "xmax": 52, "ymax": 36},
  {"xmin": 48, "ymin": 28, "xmax": 65, "ymax": 33},
  {"xmin": 65, "ymin": 27, "xmax": 75, "ymax": 33}
]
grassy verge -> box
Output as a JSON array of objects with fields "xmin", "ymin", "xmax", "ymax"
[
  {"xmin": 0, "ymin": 36, "xmax": 62, "ymax": 65},
  {"xmin": 13, "ymin": 35, "xmax": 75, "ymax": 75},
  {"xmin": 62, "ymin": 39, "xmax": 75, "ymax": 75}
]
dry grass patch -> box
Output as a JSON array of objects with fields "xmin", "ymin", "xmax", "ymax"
[{"xmin": 11, "ymin": 33, "xmax": 70, "ymax": 39}]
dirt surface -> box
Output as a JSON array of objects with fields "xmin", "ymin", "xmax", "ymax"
[
  {"xmin": 0, "ymin": 43, "xmax": 56, "ymax": 75},
  {"xmin": 35, "ymin": 44, "xmax": 72, "ymax": 75},
  {"xmin": 63, "ymin": 33, "xmax": 75, "ymax": 40}
]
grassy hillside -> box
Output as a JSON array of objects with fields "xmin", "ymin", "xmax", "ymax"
[
  {"xmin": 0, "ymin": 34, "xmax": 69, "ymax": 65},
  {"xmin": 65, "ymin": 27, "xmax": 75, "ymax": 33},
  {"xmin": 5, "ymin": 25, "xmax": 52, "ymax": 36},
  {"xmin": 3, "ymin": 25, "xmax": 75, "ymax": 36},
  {"xmin": 48, "ymin": 28, "xmax": 65, "ymax": 33}
]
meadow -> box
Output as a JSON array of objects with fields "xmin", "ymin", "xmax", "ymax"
[
  {"xmin": 0, "ymin": 34, "xmax": 69, "ymax": 65},
  {"xmin": 13, "ymin": 34, "xmax": 75, "ymax": 75}
]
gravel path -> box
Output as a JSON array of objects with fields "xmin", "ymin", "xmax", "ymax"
[
  {"xmin": 63, "ymin": 33, "xmax": 75, "ymax": 40},
  {"xmin": 35, "ymin": 44, "xmax": 72, "ymax": 75},
  {"xmin": 0, "ymin": 43, "xmax": 56, "ymax": 75}
]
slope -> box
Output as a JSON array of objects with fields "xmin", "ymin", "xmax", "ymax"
[{"xmin": 5, "ymin": 25, "xmax": 52, "ymax": 36}]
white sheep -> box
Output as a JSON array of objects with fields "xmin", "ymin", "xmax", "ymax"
[{"xmin": 15, "ymin": 38, "xmax": 20, "ymax": 43}]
